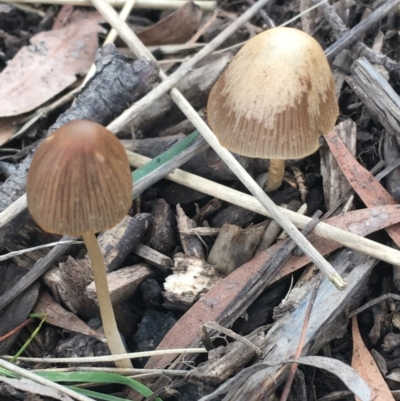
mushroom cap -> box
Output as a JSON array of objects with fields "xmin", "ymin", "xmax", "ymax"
[
  {"xmin": 26, "ymin": 120, "xmax": 132, "ymax": 236},
  {"xmin": 207, "ymin": 27, "xmax": 339, "ymax": 159}
]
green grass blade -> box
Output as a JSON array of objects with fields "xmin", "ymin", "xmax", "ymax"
[
  {"xmin": 68, "ymin": 386, "xmax": 130, "ymax": 401},
  {"xmin": 132, "ymin": 130, "xmax": 199, "ymax": 182},
  {"xmin": 37, "ymin": 371, "xmax": 162, "ymax": 401}
]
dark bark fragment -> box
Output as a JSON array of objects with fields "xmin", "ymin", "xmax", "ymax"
[{"xmin": 147, "ymin": 198, "xmax": 177, "ymax": 255}]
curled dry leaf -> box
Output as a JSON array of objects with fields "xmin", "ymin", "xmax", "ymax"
[
  {"xmin": 137, "ymin": 1, "xmax": 202, "ymax": 46},
  {"xmin": 352, "ymin": 317, "xmax": 394, "ymax": 401},
  {"xmin": 0, "ymin": 13, "xmax": 103, "ymax": 117}
]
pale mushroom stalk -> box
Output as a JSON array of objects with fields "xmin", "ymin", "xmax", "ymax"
[
  {"xmin": 265, "ymin": 159, "xmax": 285, "ymax": 192},
  {"xmin": 83, "ymin": 233, "xmax": 132, "ymax": 369}
]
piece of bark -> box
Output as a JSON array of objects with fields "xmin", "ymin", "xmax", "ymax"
[
  {"xmin": 163, "ymin": 253, "xmax": 223, "ymax": 310},
  {"xmin": 193, "ymin": 198, "xmax": 223, "ymax": 222},
  {"xmin": 44, "ymin": 214, "xmax": 152, "ymax": 318},
  {"xmin": 0, "ymin": 45, "xmax": 158, "ymax": 252},
  {"xmin": 0, "ymin": 264, "xmax": 40, "ymax": 354},
  {"xmin": 320, "ymin": 119, "xmax": 356, "ymax": 210},
  {"xmin": 133, "ymin": 243, "xmax": 173, "ymax": 272},
  {"xmin": 177, "ymin": 204, "xmax": 204, "ymax": 259},
  {"xmin": 86, "ymin": 263, "xmax": 155, "ymax": 305},
  {"xmin": 132, "ymin": 52, "xmax": 232, "ymax": 136},
  {"xmin": 207, "ymin": 223, "xmax": 266, "ymax": 276},
  {"xmin": 346, "ymin": 57, "xmax": 400, "ymax": 146},
  {"xmin": 44, "ymin": 254, "xmax": 95, "ymax": 317},
  {"xmin": 99, "ymin": 213, "xmax": 153, "ymax": 273},
  {"xmin": 147, "ymin": 198, "xmax": 176, "ymax": 255}
]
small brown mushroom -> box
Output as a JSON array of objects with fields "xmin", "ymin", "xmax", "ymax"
[
  {"xmin": 207, "ymin": 27, "xmax": 339, "ymax": 191},
  {"xmin": 26, "ymin": 120, "xmax": 133, "ymax": 368}
]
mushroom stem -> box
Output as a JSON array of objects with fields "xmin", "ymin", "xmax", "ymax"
[
  {"xmin": 82, "ymin": 232, "xmax": 133, "ymax": 369},
  {"xmin": 265, "ymin": 159, "xmax": 285, "ymax": 192}
]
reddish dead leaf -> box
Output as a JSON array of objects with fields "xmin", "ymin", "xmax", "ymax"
[
  {"xmin": 352, "ymin": 317, "xmax": 394, "ymax": 401},
  {"xmin": 325, "ymin": 130, "xmax": 400, "ymax": 247},
  {"xmin": 145, "ymin": 204, "xmax": 400, "ymax": 369},
  {"xmin": 137, "ymin": 1, "xmax": 202, "ymax": 46},
  {"xmin": 0, "ymin": 13, "xmax": 103, "ymax": 117},
  {"xmin": 34, "ymin": 292, "xmax": 104, "ymax": 340}
]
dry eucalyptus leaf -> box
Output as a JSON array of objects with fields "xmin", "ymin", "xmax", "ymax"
[
  {"xmin": 33, "ymin": 291, "xmax": 105, "ymax": 341},
  {"xmin": 352, "ymin": 317, "xmax": 395, "ymax": 401},
  {"xmin": 0, "ymin": 13, "xmax": 103, "ymax": 117},
  {"xmin": 137, "ymin": 1, "xmax": 202, "ymax": 46},
  {"xmin": 325, "ymin": 129, "xmax": 400, "ymax": 247}
]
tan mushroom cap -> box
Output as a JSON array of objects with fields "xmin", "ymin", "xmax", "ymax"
[
  {"xmin": 26, "ymin": 120, "xmax": 132, "ymax": 236},
  {"xmin": 207, "ymin": 27, "xmax": 339, "ymax": 159}
]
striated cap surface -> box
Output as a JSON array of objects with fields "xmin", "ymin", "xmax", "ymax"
[
  {"xmin": 27, "ymin": 120, "xmax": 132, "ymax": 236},
  {"xmin": 207, "ymin": 27, "xmax": 339, "ymax": 159}
]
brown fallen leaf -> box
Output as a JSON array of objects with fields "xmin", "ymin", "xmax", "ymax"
[
  {"xmin": 137, "ymin": 1, "xmax": 202, "ymax": 46},
  {"xmin": 34, "ymin": 292, "xmax": 105, "ymax": 340},
  {"xmin": 0, "ymin": 12, "xmax": 103, "ymax": 117},
  {"xmin": 352, "ymin": 317, "xmax": 394, "ymax": 401},
  {"xmin": 325, "ymin": 129, "xmax": 400, "ymax": 247},
  {"xmin": 145, "ymin": 204, "xmax": 400, "ymax": 369}
]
